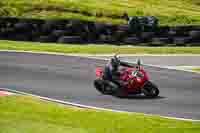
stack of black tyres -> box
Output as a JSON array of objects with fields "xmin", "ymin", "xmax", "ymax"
[
  {"xmin": 13, "ymin": 21, "xmax": 34, "ymax": 41},
  {"xmin": 151, "ymin": 26, "xmax": 172, "ymax": 46},
  {"xmin": 126, "ymin": 16, "xmax": 159, "ymax": 45},
  {"xmin": 0, "ymin": 16, "xmax": 200, "ymax": 45},
  {"xmin": 56, "ymin": 19, "xmax": 86, "ymax": 44},
  {"xmin": 0, "ymin": 17, "xmax": 19, "ymax": 40},
  {"xmin": 189, "ymin": 26, "xmax": 200, "ymax": 45},
  {"xmin": 115, "ymin": 24, "xmax": 129, "ymax": 44},
  {"xmin": 37, "ymin": 19, "xmax": 68, "ymax": 42},
  {"xmin": 98, "ymin": 23, "xmax": 119, "ymax": 44}
]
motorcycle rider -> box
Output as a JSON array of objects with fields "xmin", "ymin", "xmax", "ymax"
[{"xmin": 103, "ymin": 54, "xmax": 134, "ymax": 91}]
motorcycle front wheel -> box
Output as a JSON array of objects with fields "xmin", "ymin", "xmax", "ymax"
[{"xmin": 142, "ymin": 81, "xmax": 159, "ymax": 98}]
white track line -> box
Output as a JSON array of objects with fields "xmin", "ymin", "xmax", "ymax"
[
  {"xmin": 0, "ymin": 50, "xmax": 200, "ymax": 121},
  {"xmin": 1, "ymin": 87, "xmax": 200, "ymax": 122}
]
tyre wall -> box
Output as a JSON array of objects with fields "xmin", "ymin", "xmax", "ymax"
[{"xmin": 0, "ymin": 17, "xmax": 200, "ymax": 46}]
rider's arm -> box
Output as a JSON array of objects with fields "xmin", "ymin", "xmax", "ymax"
[{"xmin": 120, "ymin": 61, "xmax": 135, "ymax": 68}]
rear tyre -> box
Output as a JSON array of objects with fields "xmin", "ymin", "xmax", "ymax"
[
  {"xmin": 94, "ymin": 79, "xmax": 110, "ymax": 95},
  {"xmin": 94, "ymin": 79, "xmax": 103, "ymax": 93},
  {"xmin": 94, "ymin": 79, "xmax": 118, "ymax": 95},
  {"xmin": 142, "ymin": 81, "xmax": 159, "ymax": 98}
]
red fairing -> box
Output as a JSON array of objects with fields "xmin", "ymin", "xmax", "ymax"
[
  {"xmin": 119, "ymin": 67, "xmax": 149, "ymax": 92},
  {"xmin": 139, "ymin": 69, "xmax": 149, "ymax": 80},
  {"xmin": 94, "ymin": 61, "xmax": 159, "ymax": 97},
  {"xmin": 95, "ymin": 67, "xmax": 102, "ymax": 77},
  {"xmin": 95, "ymin": 65, "xmax": 150, "ymax": 93}
]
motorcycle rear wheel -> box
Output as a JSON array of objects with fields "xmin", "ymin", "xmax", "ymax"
[
  {"xmin": 94, "ymin": 79, "xmax": 113, "ymax": 95},
  {"xmin": 94, "ymin": 78, "xmax": 105, "ymax": 94}
]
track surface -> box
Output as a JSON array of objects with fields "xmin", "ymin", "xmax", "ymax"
[
  {"xmin": 94, "ymin": 55, "xmax": 200, "ymax": 66},
  {"xmin": 0, "ymin": 52, "xmax": 200, "ymax": 119}
]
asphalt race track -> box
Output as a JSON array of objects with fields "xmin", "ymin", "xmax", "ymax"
[{"xmin": 0, "ymin": 51, "xmax": 200, "ymax": 120}]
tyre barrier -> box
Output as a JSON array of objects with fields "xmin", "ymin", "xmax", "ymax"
[
  {"xmin": 117, "ymin": 24, "xmax": 129, "ymax": 32},
  {"xmin": 151, "ymin": 37, "xmax": 172, "ymax": 46},
  {"xmin": 154, "ymin": 26, "xmax": 170, "ymax": 37},
  {"xmin": 113, "ymin": 30, "xmax": 128, "ymax": 42},
  {"xmin": 14, "ymin": 22, "xmax": 35, "ymax": 33},
  {"xmin": 189, "ymin": 31, "xmax": 200, "ymax": 39},
  {"xmin": 18, "ymin": 18, "xmax": 45, "ymax": 30},
  {"xmin": 0, "ymin": 17, "xmax": 19, "ymax": 27},
  {"xmin": 51, "ymin": 30, "xmax": 71, "ymax": 38},
  {"xmin": 173, "ymin": 37, "xmax": 191, "ymax": 46},
  {"xmin": 12, "ymin": 34, "xmax": 32, "ymax": 41},
  {"xmin": 123, "ymin": 37, "xmax": 141, "ymax": 44},
  {"xmin": 57, "ymin": 36, "xmax": 84, "ymax": 44},
  {"xmin": 34, "ymin": 35, "xmax": 57, "ymax": 43},
  {"xmin": 140, "ymin": 32, "xmax": 155, "ymax": 41},
  {"xmin": 0, "ymin": 17, "xmax": 200, "ymax": 46}
]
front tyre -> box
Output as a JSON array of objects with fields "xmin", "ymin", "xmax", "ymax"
[{"xmin": 142, "ymin": 81, "xmax": 159, "ymax": 98}]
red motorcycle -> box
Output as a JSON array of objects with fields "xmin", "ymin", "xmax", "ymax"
[{"xmin": 94, "ymin": 59, "xmax": 159, "ymax": 98}]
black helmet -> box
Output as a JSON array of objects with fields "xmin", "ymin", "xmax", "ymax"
[
  {"xmin": 136, "ymin": 58, "xmax": 142, "ymax": 70},
  {"xmin": 111, "ymin": 54, "xmax": 120, "ymax": 68}
]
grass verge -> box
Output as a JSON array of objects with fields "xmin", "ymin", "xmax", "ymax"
[
  {"xmin": 0, "ymin": 95, "xmax": 200, "ymax": 133},
  {"xmin": 192, "ymin": 67, "xmax": 200, "ymax": 72},
  {"xmin": 0, "ymin": 40, "xmax": 200, "ymax": 54}
]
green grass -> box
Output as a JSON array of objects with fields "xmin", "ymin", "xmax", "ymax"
[
  {"xmin": 0, "ymin": 95, "xmax": 200, "ymax": 133},
  {"xmin": 192, "ymin": 67, "xmax": 200, "ymax": 72},
  {"xmin": 1, "ymin": 0, "xmax": 200, "ymax": 25},
  {"xmin": 0, "ymin": 40, "xmax": 200, "ymax": 54}
]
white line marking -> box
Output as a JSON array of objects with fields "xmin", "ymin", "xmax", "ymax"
[{"xmin": 1, "ymin": 88, "xmax": 200, "ymax": 122}]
